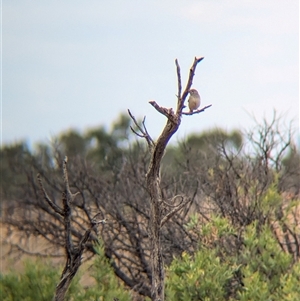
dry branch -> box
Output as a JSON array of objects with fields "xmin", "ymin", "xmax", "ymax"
[
  {"xmin": 128, "ymin": 109, "xmax": 155, "ymax": 149},
  {"xmin": 128, "ymin": 57, "xmax": 210, "ymax": 301},
  {"xmin": 37, "ymin": 173, "xmax": 64, "ymax": 216},
  {"xmin": 182, "ymin": 104, "xmax": 213, "ymax": 115},
  {"xmin": 161, "ymin": 197, "xmax": 191, "ymax": 227},
  {"xmin": 37, "ymin": 157, "xmax": 105, "ymax": 301}
]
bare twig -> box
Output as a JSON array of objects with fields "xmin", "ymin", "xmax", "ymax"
[
  {"xmin": 128, "ymin": 57, "xmax": 208, "ymax": 301},
  {"xmin": 163, "ymin": 195, "xmax": 184, "ymax": 208},
  {"xmin": 149, "ymin": 101, "xmax": 175, "ymax": 121},
  {"xmin": 37, "ymin": 174, "xmax": 64, "ymax": 216},
  {"xmin": 161, "ymin": 198, "xmax": 191, "ymax": 227},
  {"xmin": 185, "ymin": 57, "xmax": 205, "ymax": 93},
  {"xmin": 177, "ymin": 56, "xmax": 205, "ymax": 115},
  {"xmin": 63, "ymin": 156, "xmax": 80, "ymax": 203},
  {"xmin": 175, "ymin": 59, "xmax": 182, "ymax": 106},
  {"xmin": 142, "ymin": 116, "xmax": 155, "ymax": 145},
  {"xmin": 128, "ymin": 109, "xmax": 155, "ymax": 149},
  {"xmin": 182, "ymin": 104, "xmax": 212, "ymax": 115},
  {"xmin": 37, "ymin": 157, "xmax": 105, "ymax": 301}
]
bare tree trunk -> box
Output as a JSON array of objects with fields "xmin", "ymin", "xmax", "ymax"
[
  {"xmin": 37, "ymin": 157, "xmax": 106, "ymax": 301},
  {"xmin": 53, "ymin": 227, "xmax": 93, "ymax": 301},
  {"xmin": 129, "ymin": 57, "xmax": 211, "ymax": 301}
]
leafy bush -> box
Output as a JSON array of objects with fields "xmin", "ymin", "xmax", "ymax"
[
  {"xmin": 166, "ymin": 215, "xmax": 300, "ymax": 301},
  {"xmin": 0, "ymin": 258, "xmax": 80, "ymax": 301},
  {"xmin": 76, "ymin": 241, "xmax": 131, "ymax": 301},
  {"xmin": 0, "ymin": 243, "xmax": 131, "ymax": 301},
  {"xmin": 166, "ymin": 248, "xmax": 238, "ymax": 300}
]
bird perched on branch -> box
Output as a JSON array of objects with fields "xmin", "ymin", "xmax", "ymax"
[{"xmin": 188, "ymin": 88, "xmax": 201, "ymax": 112}]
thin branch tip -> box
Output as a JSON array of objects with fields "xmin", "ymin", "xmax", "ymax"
[
  {"xmin": 182, "ymin": 104, "xmax": 212, "ymax": 115},
  {"xmin": 196, "ymin": 56, "xmax": 204, "ymax": 61}
]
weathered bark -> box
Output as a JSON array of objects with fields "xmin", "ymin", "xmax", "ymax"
[
  {"xmin": 129, "ymin": 57, "xmax": 211, "ymax": 301},
  {"xmin": 37, "ymin": 157, "xmax": 105, "ymax": 301}
]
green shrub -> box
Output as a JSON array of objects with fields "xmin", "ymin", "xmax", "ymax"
[
  {"xmin": 237, "ymin": 222, "xmax": 299, "ymax": 301},
  {"xmin": 166, "ymin": 215, "xmax": 299, "ymax": 301},
  {"xmin": 0, "ymin": 258, "xmax": 81, "ymax": 301},
  {"xmin": 0, "ymin": 242, "xmax": 131, "ymax": 301},
  {"xmin": 76, "ymin": 241, "xmax": 131, "ymax": 301},
  {"xmin": 166, "ymin": 247, "xmax": 239, "ymax": 301}
]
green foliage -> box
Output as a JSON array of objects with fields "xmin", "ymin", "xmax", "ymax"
[
  {"xmin": 166, "ymin": 216, "xmax": 239, "ymax": 301},
  {"xmin": 0, "ymin": 142, "xmax": 30, "ymax": 199},
  {"xmin": 241, "ymin": 222, "xmax": 291, "ymax": 278},
  {"xmin": 76, "ymin": 241, "xmax": 131, "ymax": 301},
  {"xmin": 0, "ymin": 245, "xmax": 131, "ymax": 301},
  {"xmin": 166, "ymin": 215, "xmax": 299, "ymax": 301},
  {"xmin": 0, "ymin": 258, "xmax": 80, "ymax": 301},
  {"xmin": 276, "ymin": 262, "xmax": 300, "ymax": 301},
  {"xmin": 1, "ymin": 113, "xmax": 299, "ymax": 300},
  {"xmin": 237, "ymin": 222, "xmax": 297, "ymax": 301},
  {"xmin": 111, "ymin": 113, "xmax": 131, "ymax": 142},
  {"xmin": 186, "ymin": 128, "xmax": 243, "ymax": 151},
  {"xmin": 237, "ymin": 262, "xmax": 300, "ymax": 301},
  {"xmin": 184, "ymin": 213, "xmax": 199, "ymax": 230},
  {"xmin": 200, "ymin": 215, "xmax": 235, "ymax": 238},
  {"xmin": 255, "ymin": 176, "xmax": 282, "ymax": 216},
  {"xmin": 166, "ymin": 248, "xmax": 239, "ymax": 301},
  {"xmin": 59, "ymin": 129, "xmax": 88, "ymax": 157},
  {"xmin": 162, "ymin": 128, "xmax": 243, "ymax": 176}
]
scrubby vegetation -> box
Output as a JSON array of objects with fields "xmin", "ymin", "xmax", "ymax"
[{"xmin": 1, "ymin": 111, "xmax": 299, "ymax": 300}]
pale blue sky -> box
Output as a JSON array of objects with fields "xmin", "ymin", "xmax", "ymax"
[{"xmin": 2, "ymin": 1, "xmax": 299, "ymax": 147}]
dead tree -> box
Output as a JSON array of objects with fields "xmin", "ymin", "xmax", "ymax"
[
  {"xmin": 128, "ymin": 57, "xmax": 212, "ymax": 301},
  {"xmin": 37, "ymin": 156, "xmax": 105, "ymax": 301}
]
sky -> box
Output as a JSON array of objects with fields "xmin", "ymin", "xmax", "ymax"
[{"xmin": 2, "ymin": 0, "xmax": 299, "ymax": 148}]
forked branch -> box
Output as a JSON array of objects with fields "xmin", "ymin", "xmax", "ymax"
[
  {"xmin": 128, "ymin": 57, "xmax": 210, "ymax": 301},
  {"xmin": 37, "ymin": 157, "xmax": 105, "ymax": 301},
  {"xmin": 161, "ymin": 197, "xmax": 191, "ymax": 227},
  {"xmin": 37, "ymin": 174, "xmax": 64, "ymax": 216},
  {"xmin": 176, "ymin": 56, "xmax": 205, "ymax": 114},
  {"xmin": 128, "ymin": 109, "xmax": 155, "ymax": 149}
]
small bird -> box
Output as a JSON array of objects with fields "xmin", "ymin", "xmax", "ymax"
[{"xmin": 188, "ymin": 88, "xmax": 201, "ymax": 112}]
